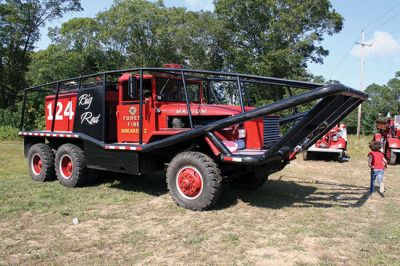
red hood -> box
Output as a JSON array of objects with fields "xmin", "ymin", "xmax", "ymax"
[{"xmin": 160, "ymin": 103, "xmax": 255, "ymax": 116}]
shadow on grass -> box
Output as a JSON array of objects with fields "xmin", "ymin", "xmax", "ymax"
[
  {"xmin": 305, "ymin": 152, "xmax": 348, "ymax": 163},
  {"xmin": 215, "ymin": 179, "xmax": 370, "ymax": 210},
  {"xmin": 91, "ymin": 171, "xmax": 370, "ymax": 210},
  {"xmin": 91, "ymin": 170, "xmax": 168, "ymax": 197}
]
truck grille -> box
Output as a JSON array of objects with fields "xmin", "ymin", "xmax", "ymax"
[{"xmin": 263, "ymin": 116, "xmax": 281, "ymax": 149}]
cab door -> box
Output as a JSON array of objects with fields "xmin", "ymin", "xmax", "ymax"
[{"xmin": 116, "ymin": 74, "xmax": 154, "ymax": 143}]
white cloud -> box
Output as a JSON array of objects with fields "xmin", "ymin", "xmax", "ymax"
[
  {"xmin": 183, "ymin": 0, "xmax": 214, "ymax": 11},
  {"xmin": 351, "ymin": 31, "xmax": 400, "ymax": 58}
]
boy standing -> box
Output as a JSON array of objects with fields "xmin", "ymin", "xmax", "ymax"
[{"xmin": 368, "ymin": 141, "xmax": 387, "ymax": 194}]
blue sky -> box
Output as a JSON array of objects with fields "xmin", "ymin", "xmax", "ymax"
[{"xmin": 36, "ymin": 0, "xmax": 400, "ymax": 90}]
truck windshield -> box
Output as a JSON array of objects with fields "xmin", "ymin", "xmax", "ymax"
[{"xmin": 156, "ymin": 77, "xmax": 200, "ymax": 102}]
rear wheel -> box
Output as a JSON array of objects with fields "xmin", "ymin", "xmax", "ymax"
[
  {"xmin": 27, "ymin": 143, "xmax": 56, "ymax": 181},
  {"xmin": 55, "ymin": 143, "xmax": 89, "ymax": 187},
  {"xmin": 166, "ymin": 151, "xmax": 222, "ymax": 211}
]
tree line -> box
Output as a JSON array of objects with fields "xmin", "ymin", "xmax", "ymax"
[{"xmin": 1, "ymin": 0, "xmax": 398, "ymax": 135}]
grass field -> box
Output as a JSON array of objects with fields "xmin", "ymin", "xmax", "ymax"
[{"xmin": 1, "ymin": 137, "xmax": 400, "ymax": 265}]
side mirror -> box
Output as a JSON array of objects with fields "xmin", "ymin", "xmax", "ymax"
[{"xmin": 128, "ymin": 76, "xmax": 138, "ymax": 99}]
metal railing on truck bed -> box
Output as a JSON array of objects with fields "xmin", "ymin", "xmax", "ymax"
[{"xmin": 19, "ymin": 68, "xmax": 368, "ymax": 165}]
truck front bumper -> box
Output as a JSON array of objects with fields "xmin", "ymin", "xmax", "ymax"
[
  {"xmin": 391, "ymin": 149, "xmax": 400, "ymax": 153},
  {"xmin": 307, "ymin": 146, "xmax": 344, "ymax": 154}
]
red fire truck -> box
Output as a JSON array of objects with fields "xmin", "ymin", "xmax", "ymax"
[
  {"xmin": 303, "ymin": 123, "xmax": 349, "ymax": 162},
  {"xmin": 373, "ymin": 115, "xmax": 400, "ymax": 165},
  {"xmin": 18, "ymin": 65, "xmax": 367, "ymax": 210}
]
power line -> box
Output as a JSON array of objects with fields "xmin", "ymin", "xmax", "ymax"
[
  {"xmin": 338, "ymin": 57, "xmax": 360, "ymax": 81},
  {"xmin": 365, "ymin": 9, "xmax": 400, "ymax": 36},
  {"xmin": 362, "ymin": 1, "xmax": 400, "ymax": 31},
  {"xmin": 329, "ymin": 3, "xmax": 400, "ymax": 80},
  {"xmin": 371, "ymin": 26, "xmax": 400, "ymax": 44},
  {"xmin": 328, "ymin": 33, "xmax": 360, "ymax": 79}
]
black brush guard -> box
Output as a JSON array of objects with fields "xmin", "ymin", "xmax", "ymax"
[
  {"xmin": 140, "ymin": 84, "xmax": 366, "ymax": 164},
  {"xmin": 20, "ymin": 68, "xmax": 368, "ymax": 166}
]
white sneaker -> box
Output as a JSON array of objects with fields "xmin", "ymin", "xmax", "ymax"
[{"xmin": 380, "ymin": 182, "xmax": 384, "ymax": 193}]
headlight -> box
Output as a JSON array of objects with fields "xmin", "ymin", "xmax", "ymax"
[
  {"xmin": 332, "ymin": 135, "xmax": 338, "ymax": 142},
  {"xmin": 238, "ymin": 128, "xmax": 246, "ymax": 139}
]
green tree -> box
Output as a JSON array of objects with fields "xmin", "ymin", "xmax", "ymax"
[
  {"xmin": 214, "ymin": 0, "xmax": 343, "ymax": 78},
  {"xmin": 28, "ymin": 0, "xmax": 225, "ymax": 84},
  {"xmin": 97, "ymin": 0, "xmax": 224, "ymax": 69},
  {"xmin": 344, "ymin": 72, "xmax": 400, "ymax": 135},
  {"xmin": 27, "ymin": 17, "xmax": 124, "ymax": 84},
  {"xmin": 0, "ymin": 0, "xmax": 82, "ymax": 108}
]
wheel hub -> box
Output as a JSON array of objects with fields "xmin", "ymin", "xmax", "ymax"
[
  {"xmin": 32, "ymin": 154, "xmax": 42, "ymax": 175},
  {"xmin": 177, "ymin": 167, "xmax": 202, "ymax": 198},
  {"xmin": 60, "ymin": 155, "xmax": 73, "ymax": 179}
]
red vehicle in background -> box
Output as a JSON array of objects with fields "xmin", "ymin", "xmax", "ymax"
[
  {"xmin": 303, "ymin": 124, "xmax": 349, "ymax": 162},
  {"xmin": 373, "ymin": 115, "xmax": 400, "ymax": 165}
]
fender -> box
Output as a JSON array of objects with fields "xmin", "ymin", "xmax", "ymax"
[
  {"xmin": 387, "ymin": 137, "xmax": 400, "ymax": 148},
  {"xmin": 330, "ymin": 137, "xmax": 346, "ymax": 149}
]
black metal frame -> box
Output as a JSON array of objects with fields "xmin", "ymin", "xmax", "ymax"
[{"xmin": 19, "ymin": 67, "xmax": 368, "ymax": 165}]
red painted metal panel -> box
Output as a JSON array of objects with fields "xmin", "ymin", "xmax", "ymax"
[
  {"xmin": 387, "ymin": 137, "xmax": 400, "ymax": 149},
  {"xmin": 45, "ymin": 93, "xmax": 77, "ymax": 132},
  {"xmin": 244, "ymin": 118, "xmax": 263, "ymax": 149}
]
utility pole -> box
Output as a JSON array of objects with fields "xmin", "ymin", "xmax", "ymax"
[{"xmin": 355, "ymin": 31, "xmax": 372, "ymax": 139}]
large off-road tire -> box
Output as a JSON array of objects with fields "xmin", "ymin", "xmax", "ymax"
[
  {"xmin": 389, "ymin": 149, "xmax": 397, "ymax": 165},
  {"xmin": 27, "ymin": 143, "xmax": 56, "ymax": 182},
  {"xmin": 230, "ymin": 170, "xmax": 269, "ymax": 190},
  {"xmin": 166, "ymin": 151, "xmax": 222, "ymax": 211},
  {"xmin": 55, "ymin": 143, "xmax": 89, "ymax": 187}
]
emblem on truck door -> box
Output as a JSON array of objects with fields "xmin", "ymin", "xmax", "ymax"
[{"xmin": 129, "ymin": 106, "xmax": 137, "ymax": 115}]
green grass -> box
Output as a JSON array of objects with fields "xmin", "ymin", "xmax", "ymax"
[
  {"xmin": 347, "ymin": 134, "xmax": 372, "ymax": 159},
  {"xmin": 0, "ymin": 126, "xmax": 19, "ymax": 140},
  {"xmin": 0, "ymin": 141, "xmax": 160, "ymax": 219},
  {"xmin": 0, "ymin": 137, "xmax": 399, "ymax": 265}
]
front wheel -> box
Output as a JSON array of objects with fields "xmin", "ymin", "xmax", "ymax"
[
  {"xmin": 166, "ymin": 152, "xmax": 222, "ymax": 211},
  {"xmin": 389, "ymin": 149, "xmax": 397, "ymax": 165}
]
